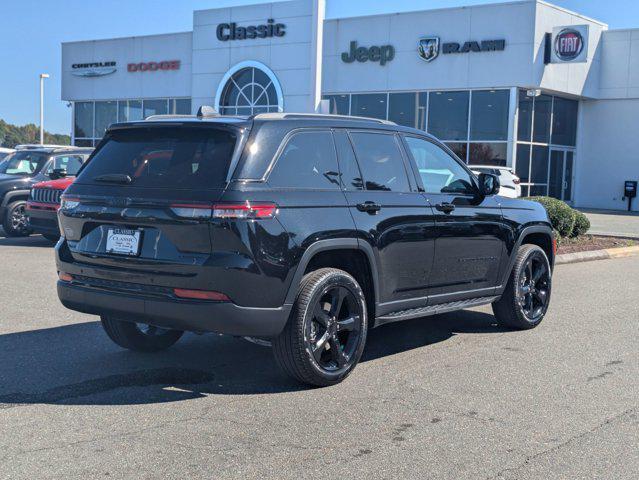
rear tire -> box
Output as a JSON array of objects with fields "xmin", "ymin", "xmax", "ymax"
[
  {"xmin": 101, "ymin": 316, "xmax": 184, "ymax": 352},
  {"xmin": 493, "ymin": 244, "xmax": 552, "ymax": 330},
  {"xmin": 3, "ymin": 200, "xmax": 32, "ymax": 237},
  {"xmin": 273, "ymin": 268, "xmax": 368, "ymax": 387}
]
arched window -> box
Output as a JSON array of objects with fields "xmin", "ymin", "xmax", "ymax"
[{"xmin": 215, "ymin": 61, "xmax": 283, "ymax": 115}]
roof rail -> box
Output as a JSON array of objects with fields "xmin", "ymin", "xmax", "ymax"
[
  {"xmin": 15, "ymin": 144, "xmax": 78, "ymax": 150},
  {"xmin": 253, "ymin": 112, "xmax": 397, "ymax": 126},
  {"xmin": 144, "ymin": 114, "xmax": 195, "ymax": 121}
]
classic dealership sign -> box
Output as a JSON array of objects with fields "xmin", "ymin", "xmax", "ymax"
[
  {"xmin": 418, "ymin": 36, "xmax": 505, "ymax": 62},
  {"xmin": 341, "ymin": 41, "xmax": 395, "ymax": 66},
  {"xmin": 216, "ymin": 18, "xmax": 285, "ymax": 41},
  {"xmin": 128, "ymin": 60, "xmax": 181, "ymax": 72},
  {"xmin": 551, "ymin": 25, "xmax": 588, "ymax": 63},
  {"xmin": 71, "ymin": 61, "xmax": 117, "ymax": 77}
]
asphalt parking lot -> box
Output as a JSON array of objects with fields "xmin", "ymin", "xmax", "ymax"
[{"xmin": 1, "ymin": 234, "xmax": 637, "ymax": 480}]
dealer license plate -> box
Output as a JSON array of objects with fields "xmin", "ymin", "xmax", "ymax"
[{"xmin": 106, "ymin": 228, "xmax": 142, "ymax": 256}]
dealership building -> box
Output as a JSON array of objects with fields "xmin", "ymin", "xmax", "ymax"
[{"xmin": 61, "ymin": 0, "xmax": 639, "ymax": 211}]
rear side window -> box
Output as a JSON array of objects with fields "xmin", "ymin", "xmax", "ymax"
[
  {"xmin": 349, "ymin": 132, "xmax": 410, "ymax": 192},
  {"xmin": 76, "ymin": 127, "xmax": 237, "ymax": 189},
  {"xmin": 267, "ymin": 131, "xmax": 340, "ymax": 189}
]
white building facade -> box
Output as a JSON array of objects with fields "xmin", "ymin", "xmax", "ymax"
[{"xmin": 61, "ymin": 0, "xmax": 639, "ymax": 211}]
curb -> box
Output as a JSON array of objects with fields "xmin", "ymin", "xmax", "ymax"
[{"xmin": 556, "ymin": 245, "xmax": 639, "ymax": 265}]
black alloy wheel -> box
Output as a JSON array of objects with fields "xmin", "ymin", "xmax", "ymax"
[
  {"xmin": 518, "ymin": 251, "xmax": 551, "ymax": 322},
  {"xmin": 493, "ymin": 244, "xmax": 552, "ymax": 330},
  {"xmin": 3, "ymin": 200, "xmax": 32, "ymax": 237},
  {"xmin": 273, "ymin": 268, "xmax": 368, "ymax": 387},
  {"xmin": 307, "ymin": 285, "xmax": 363, "ymax": 372}
]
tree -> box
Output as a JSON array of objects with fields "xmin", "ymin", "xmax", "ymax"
[{"xmin": 0, "ymin": 119, "xmax": 70, "ymax": 148}]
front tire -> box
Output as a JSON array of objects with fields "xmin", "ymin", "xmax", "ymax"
[
  {"xmin": 493, "ymin": 244, "xmax": 552, "ymax": 330},
  {"xmin": 3, "ymin": 200, "xmax": 32, "ymax": 237},
  {"xmin": 273, "ymin": 268, "xmax": 368, "ymax": 387},
  {"xmin": 101, "ymin": 316, "xmax": 184, "ymax": 352}
]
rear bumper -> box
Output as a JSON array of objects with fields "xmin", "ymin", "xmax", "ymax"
[{"xmin": 57, "ymin": 281, "xmax": 291, "ymax": 338}]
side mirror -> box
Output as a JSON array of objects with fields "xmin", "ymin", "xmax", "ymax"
[
  {"xmin": 478, "ymin": 172, "xmax": 500, "ymax": 196},
  {"xmin": 49, "ymin": 168, "xmax": 67, "ymax": 180}
]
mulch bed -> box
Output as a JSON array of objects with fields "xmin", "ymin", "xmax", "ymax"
[{"xmin": 557, "ymin": 235, "xmax": 637, "ymax": 255}]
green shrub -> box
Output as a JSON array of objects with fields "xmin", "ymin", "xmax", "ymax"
[
  {"xmin": 572, "ymin": 210, "xmax": 591, "ymax": 238},
  {"xmin": 526, "ymin": 196, "xmax": 576, "ymax": 238}
]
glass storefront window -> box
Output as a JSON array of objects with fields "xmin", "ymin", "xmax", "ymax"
[
  {"xmin": 552, "ymin": 97, "xmax": 578, "ymax": 146},
  {"xmin": 171, "ymin": 98, "xmax": 192, "ymax": 115},
  {"xmin": 388, "ymin": 93, "xmax": 416, "ymax": 128},
  {"xmin": 74, "ymin": 98, "xmax": 190, "ymax": 146},
  {"xmin": 323, "ymin": 95, "xmax": 349, "ymax": 115},
  {"xmin": 417, "ymin": 92, "xmax": 428, "ymax": 131},
  {"xmin": 94, "ymin": 101, "xmax": 117, "ymax": 138},
  {"xmin": 445, "ymin": 142, "xmax": 468, "ymax": 163},
  {"xmin": 129, "ymin": 100, "xmax": 143, "ymax": 121},
  {"xmin": 468, "ymin": 143, "xmax": 507, "ymax": 166},
  {"xmin": 143, "ymin": 99, "xmax": 168, "ymax": 118},
  {"xmin": 351, "ymin": 94, "xmax": 387, "ymax": 120},
  {"xmin": 517, "ymin": 90, "xmax": 533, "ymax": 142},
  {"xmin": 428, "ymin": 90, "xmax": 469, "ymax": 141},
  {"xmin": 74, "ymin": 102, "xmax": 93, "ymax": 138},
  {"xmin": 529, "ymin": 185, "xmax": 548, "ymax": 196},
  {"xmin": 530, "ymin": 145, "xmax": 549, "ymax": 183},
  {"xmin": 470, "ymin": 90, "xmax": 509, "ymax": 141},
  {"xmin": 533, "ymin": 94, "xmax": 552, "ymax": 144},
  {"xmin": 516, "ymin": 144, "xmax": 531, "ymax": 183}
]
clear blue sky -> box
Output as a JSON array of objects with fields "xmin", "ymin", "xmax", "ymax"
[{"xmin": 0, "ymin": 0, "xmax": 635, "ymax": 134}]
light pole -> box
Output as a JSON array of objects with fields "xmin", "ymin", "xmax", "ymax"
[{"xmin": 39, "ymin": 73, "xmax": 49, "ymax": 145}]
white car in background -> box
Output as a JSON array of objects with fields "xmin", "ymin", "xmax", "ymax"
[{"xmin": 472, "ymin": 165, "xmax": 521, "ymax": 198}]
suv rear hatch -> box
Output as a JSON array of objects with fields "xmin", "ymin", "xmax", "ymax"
[{"xmin": 59, "ymin": 123, "xmax": 245, "ymax": 280}]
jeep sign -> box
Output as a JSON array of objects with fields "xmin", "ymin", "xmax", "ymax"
[
  {"xmin": 341, "ymin": 41, "xmax": 395, "ymax": 66},
  {"xmin": 551, "ymin": 25, "xmax": 589, "ymax": 63}
]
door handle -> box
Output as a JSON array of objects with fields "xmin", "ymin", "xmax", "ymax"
[
  {"xmin": 435, "ymin": 202, "xmax": 455, "ymax": 214},
  {"xmin": 356, "ymin": 201, "xmax": 382, "ymax": 214}
]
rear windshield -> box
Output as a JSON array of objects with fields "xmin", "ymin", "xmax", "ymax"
[{"xmin": 76, "ymin": 126, "xmax": 238, "ymax": 188}]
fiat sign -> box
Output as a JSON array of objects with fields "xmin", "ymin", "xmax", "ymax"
[{"xmin": 551, "ymin": 25, "xmax": 589, "ymax": 63}]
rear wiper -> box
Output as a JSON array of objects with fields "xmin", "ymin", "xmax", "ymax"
[{"xmin": 93, "ymin": 173, "xmax": 132, "ymax": 184}]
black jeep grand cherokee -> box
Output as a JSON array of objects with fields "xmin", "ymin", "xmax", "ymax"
[{"xmin": 56, "ymin": 111, "xmax": 555, "ymax": 386}]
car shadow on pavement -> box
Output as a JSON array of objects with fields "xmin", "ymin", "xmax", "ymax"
[
  {"xmin": 0, "ymin": 234, "xmax": 56, "ymax": 248},
  {"xmin": 0, "ymin": 310, "xmax": 505, "ymax": 406}
]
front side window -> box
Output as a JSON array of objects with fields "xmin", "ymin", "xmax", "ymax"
[
  {"xmin": 0, "ymin": 151, "xmax": 48, "ymax": 176},
  {"xmin": 47, "ymin": 155, "xmax": 84, "ymax": 176},
  {"xmin": 404, "ymin": 136, "xmax": 474, "ymax": 195},
  {"xmin": 267, "ymin": 131, "xmax": 340, "ymax": 189},
  {"xmin": 76, "ymin": 127, "xmax": 237, "ymax": 189},
  {"xmin": 349, "ymin": 132, "xmax": 410, "ymax": 192}
]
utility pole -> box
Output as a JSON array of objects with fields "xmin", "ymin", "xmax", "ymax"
[{"xmin": 39, "ymin": 73, "xmax": 50, "ymax": 145}]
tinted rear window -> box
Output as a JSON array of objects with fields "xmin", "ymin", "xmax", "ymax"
[{"xmin": 76, "ymin": 127, "xmax": 237, "ymax": 188}]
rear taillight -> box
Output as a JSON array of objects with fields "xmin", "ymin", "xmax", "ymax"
[
  {"xmin": 169, "ymin": 202, "xmax": 278, "ymax": 220},
  {"xmin": 173, "ymin": 288, "xmax": 230, "ymax": 301},
  {"xmin": 513, "ymin": 176, "xmax": 521, "ymax": 185},
  {"xmin": 212, "ymin": 202, "xmax": 277, "ymax": 219}
]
